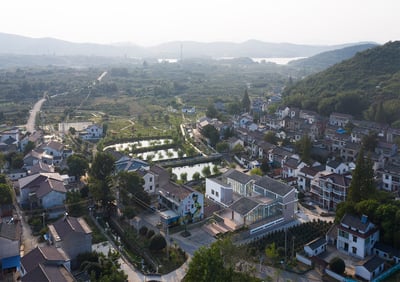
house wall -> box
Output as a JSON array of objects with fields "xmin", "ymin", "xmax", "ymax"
[
  {"xmin": 205, "ymin": 178, "xmax": 232, "ymax": 206},
  {"xmin": 61, "ymin": 232, "xmax": 92, "ymax": 264},
  {"xmin": 304, "ymin": 244, "xmax": 326, "ymax": 257},
  {"xmin": 337, "ymin": 229, "xmax": 379, "ymax": 258},
  {"xmin": 355, "ymin": 266, "xmax": 374, "ymax": 281},
  {"xmin": 143, "ymin": 173, "xmax": 156, "ymax": 194},
  {"xmin": 178, "ymin": 192, "xmax": 204, "ymax": 223},
  {"xmin": 42, "ymin": 191, "xmax": 66, "ymax": 209},
  {"xmin": 282, "ymin": 189, "xmax": 297, "ymax": 221}
]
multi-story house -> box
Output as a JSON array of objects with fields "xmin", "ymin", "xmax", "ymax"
[
  {"xmin": 138, "ymin": 165, "xmax": 170, "ymax": 194},
  {"xmin": 329, "ymin": 112, "xmax": 353, "ymax": 127},
  {"xmin": 310, "ymin": 172, "xmax": 351, "ymax": 210},
  {"xmin": 297, "ymin": 165, "xmax": 324, "ymax": 192},
  {"xmin": 325, "ymin": 160, "xmax": 349, "ymax": 174},
  {"xmin": 336, "ymin": 214, "xmax": 379, "ymax": 259},
  {"xmin": 158, "ymin": 182, "xmax": 204, "ymax": 225},
  {"xmin": 379, "ymin": 164, "xmax": 400, "ymax": 192},
  {"xmin": 282, "ymin": 157, "xmax": 304, "ymax": 179},
  {"xmin": 341, "ymin": 142, "xmax": 360, "ymax": 162},
  {"xmin": 0, "ymin": 221, "xmax": 21, "ymax": 274}
]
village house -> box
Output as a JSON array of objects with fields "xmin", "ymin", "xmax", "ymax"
[
  {"xmin": 336, "ymin": 214, "xmax": 380, "ymax": 259},
  {"xmin": 18, "ymin": 172, "xmax": 67, "ymax": 215},
  {"xmin": 325, "ymin": 160, "xmax": 349, "ymax": 174},
  {"xmin": 158, "ymin": 182, "xmax": 204, "ymax": 226},
  {"xmin": 373, "ymin": 242, "xmax": 400, "ymax": 264},
  {"xmin": 297, "ymin": 165, "xmax": 325, "ymax": 192},
  {"xmin": 80, "ymin": 124, "xmax": 103, "ymax": 140},
  {"xmin": 340, "ymin": 142, "xmax": 359, "ymax": 162},
  {"xmin": 138, "ymin": 165, "xmax": 170, "ymax": 194},
  {"xmin": 23, "ymin": 150, "xmax": 53, "ymax": 170},
  {"xmin": 48, "ymin": 215, "xmax": 92, "ymax": 267},
  {"xmin": 20, "ymin": 246, "xmax": 72, "ymax": 280},
  {"xmin": 378, "ymin": 164, "xmax": 400, "ymax": 192},
  {"xmin": 224, "ymin": 169, "xmax": 260, "ymax": 197},
  {"xmin": 310, "ymin": 172, "xmax": 351, "ymax": 210},
  {"xmin": 355, "ymin": 256, "xmax": 385, "ymax": 281},
  {"xmin": 329, "ymin": 112, "xmax": 353, "ymax": 127},
  {"xmin": 304, "ymin": 237, "xmax": 327, "ymax": 257},
  {"xmin": 0, "ymin": 221, "xmax": 22, "ymax": 275}
]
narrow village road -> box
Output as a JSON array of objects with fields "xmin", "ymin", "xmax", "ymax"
[{"xmin": 26, "ymin": 97, "xmax": 46, "ymax": 133}]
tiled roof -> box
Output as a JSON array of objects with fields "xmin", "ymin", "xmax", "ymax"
[
  {"xmin": 29, "ymin": 161, "xmax": 55, "ymax": 174},
  {"xmin": 159, "ymin": 182, "xmax": 195, "ymax": 201},
  {"xmin": 21, "ymin": 246, "xmax": 70, "ymax": 273},
  {"xmin": 49, "ymin": 216, "xmax": 92, "ymax": 242},
  {"xmin": 254, "ymin": 176, "xmax": 294, "ymax": 196},
  {"xmin": 229, "ymin": 197, "xmax": 259, "ymax": 216},
  {"xmin": 0, "ymin": 222, "xmax": 21, "ymax": 241},
  {"xmin": 43, "ymin": 141, "xmax": 64, "ymax": 152},
  {"xmin": 36, "ymin": 178, "xmax": 66, "ymax": 198},
  {"xmin": 320, "ymin": 173, "xmax": 351, "ymax": 187},
  {"xmin": 21, "ymin": 264, "xmax": 75, "ymax": 282},
  {"xmin": 18, "ymin": 173, "xmax": 64, "ymax": 190},
  {"xmin": 361, "ymin": 256, "xmax": 385, "ymax": 272},
  {"xmin": 326, "ymin": 160, "xmax": 342, "ymax": 169},
  {"xmin": 306, "ymin": 237, "xmax": 327, "ymax": 250},
  {"xmin": 340, "ymin": 214, "xmax": 372, "ymax": 233},
  {"xmin": 373, "ymin": 242, "xmax": 400, "ymax": 258},
  {"xmin": 284, "ymin": 158, "xmax": 300, "ymax": 169},
  {"xmin": 224, "ymin": 169, "xmax": 253, "ymax": 184}
]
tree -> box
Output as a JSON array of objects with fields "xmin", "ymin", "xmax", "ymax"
[
  {"xmin": 206, "ymin": 104, "xmax": 218, "ymax": 119},
  {"xmin": 0, "ymin": 183, "xmax": 13, "ymax": 205},
  {"xmin": 90, "ymin": 152, "xmax": 115, "ymax": 180},
  {"xmin": 117, "ymin": 171, "xmax": 149, "ymax": 206},
  {"xmin": 67, "ymin": 154, "xmax": 89, "ymax": 179},
  {"xmin": 362, "ymin": 132, "xmax": 378, "ymax": 152},
  {"xmin": 69, "ymin": 127, "xmax": 76, "ymax": 135},
  {"xmin": 216, "ymin": 141, "xmax": 229, "ymax": 153},
  {"xmin": 242, "ymin": 89, "xmax": 251, "ymax": 113},
  {"xmin": 149, "ymin": 234, "xmax": 167, "ymax": 251},
  {"xmin": 202, "ymin": 166, "xmax": 211, "ymax": 178},
  {"xmin": 186, "ymin": 244, "xmax": 230, "ymax": 282},
  {"xmin": 180, "ymin": 172, "xmax": 188, "ymax": 182},
  {"xmin": 212, "ymin": 165, "xmax": 219, "ymax": 174},
  {"xmin": 66, "ymin": 191, "xmax": 84, "ymax": 216},
  {"xmin": 192, "ymin": 172, "xmax": 201, "ymax": 181},
  {"xmin": 296, "ymin": 136, "xmax": 312, "ymax": 164},
  {"xmin": 201, "ymin": 124, "xmax": 220, "ymax": 147},
  {"xmin": 89, "ymin": 177, "xmax": 114, "ymax": 208},
  {"xmin": 347, "ymin": 148, "xmax": 376, "ymax": 203},
  {"xmin": 329, "ymin": 257, "xmax": 345, "ymax": 275},
  {"xmin": 250, "ymin": 167, "xmax": 263, "ymax": 176},
  {"xmin": 23, "ymin": 141, "xmax": 36, "ymax": 155},
  {"xmin": 232, "ymin": 144, "xmax": 244, "ymax": 154},
  {"xmin": 265, "ymin": 242, "xmax": 279, "ymax": 265}
]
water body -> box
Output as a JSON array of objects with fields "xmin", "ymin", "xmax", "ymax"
[
  {"xmin": 137, "ymin": 148, "xmax": 185, "ymax": 161},
  {"xmin": 172, "ymin": 162, "xmax": 216, "ymax": 181},
  {"xmin": 104, "ymin": 139, "xmax": 173, "ymax": 151}
]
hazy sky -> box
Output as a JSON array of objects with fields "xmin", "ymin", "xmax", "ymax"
[{"xmin": 1, "ymin": 0, "xmax": 399, "ymax": 46}]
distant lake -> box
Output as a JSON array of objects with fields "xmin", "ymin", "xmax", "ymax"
[
  {"xmin": 158, "ymin": 58, "xmax": 178, "ymax": 63},
  {"xmin": 216, "ymin": 57, "xmax": 306, "ymax": 65},
  {"xmin": 172, "ymin": 162, "xmax": 216, "ymax": 181}
]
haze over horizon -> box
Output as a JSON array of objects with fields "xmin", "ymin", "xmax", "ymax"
[{"xmin": 1, "ymin": 0, "xmax": 399, "ymax": 47}]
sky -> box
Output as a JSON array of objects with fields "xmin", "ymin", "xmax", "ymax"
[{"xmin": 1, "ymin": 0, "xmax": 399, "ymax": 46}]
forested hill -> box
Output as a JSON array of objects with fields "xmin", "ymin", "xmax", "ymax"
[
  {"xmin": 283, "ymin": 41, "xmax": 400, "ymax": 125},
  {"xmin": 288, "ymin": 43, "xmax": 377, "ymax": 74}
]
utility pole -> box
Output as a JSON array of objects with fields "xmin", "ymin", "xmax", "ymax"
[{"xmin": 284, "ymin": 227, "xmax": 287, "ymax": 262}]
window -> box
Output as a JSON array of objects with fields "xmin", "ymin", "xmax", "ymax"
[
  {"xmin": 149, "ymin": 177, "xmax": 153, "ymax": 182},
  {"xmin": 211, "ymin": 189, "xmax": 215, "ymax": 195},
  {"xmin": 150, "ymin": 185, "xmax": 153, "ymax": 191},
  {"xmin": 352, "ymin": 247, "xmax": 357, "ymax": 254},
  {"xmin": 216, "ymin": 191, "xmax": 219, "ymax": 197},
  {"xmin": 353, "ymin": 236, "xmax": 357, "ymax": 243},
  {"xmin": 339, "ymin": 230, "xmax": 349, "ymax": 239}
]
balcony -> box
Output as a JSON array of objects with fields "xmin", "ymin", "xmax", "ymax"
[{"xmin": 332, "ymin": 189, "xmax": 346, "ymax": 196}]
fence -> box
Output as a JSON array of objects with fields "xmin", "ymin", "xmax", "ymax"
[{"xmin": 296, "ymin": 253, "xmax": 313, "ymax": 266}]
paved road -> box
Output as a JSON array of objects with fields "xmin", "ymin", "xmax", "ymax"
[{"xmin": 26, "ymin": 98, "xmax": 46, "ymax": 133}]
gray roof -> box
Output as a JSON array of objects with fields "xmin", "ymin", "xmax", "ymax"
[
  {"xmin": 306, "ymin": 237, "xmax": 327, "ymax": 250},
  {"xmin": 340, "ymin": 214, "xmax": 371, "ymax": 233},
  {"xmin": 361, "ymin": 256, "xmax": 385, "ymax": 272},
  {"xmin": 374, "ymin": 242, "xmax": 400, "ymax": 258},
  {"xmin": 21, "ymin": 246, "xmax": 70, "ymax": 273},
  {"xmin": 0, "ymin": 222, "xmax": 21, "ymax": 241},
  {"xmin": 49, "ymin": 216, "xmax": 92, "ymax": 241},
  {"xmin": 326, "ymin": 160, "xmax": 342, "ymax": 169},
  {"xmin": 224, "ymin": 169, "xmax": 253, "ymax": 184},
  {"xmin": 229, "ymin": 197, "xmax": 259, "ymax": 216},
  {"xmin": 254, "ymin": 176, "xmax": 294, "ymax": 196},
  {"xmin": 21, "ymin": 264, "xmax": 75, "ymax": 282}
]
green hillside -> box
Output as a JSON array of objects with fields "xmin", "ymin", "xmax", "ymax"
[
  {"xmin": 283, "ymin": 41, "xmax": 400, "ymax": 125},
  {"xmin": 288, "ymin": 43, "xmax": 377, "ymax": 74}
]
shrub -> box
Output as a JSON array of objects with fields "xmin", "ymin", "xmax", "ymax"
[
  {"xmin": 139, "ymin": 226, "xmax": 148, "ymax": 236},
  {"xmin": 147, "ymin": 229, "xmax": 155, "ymax": 239},
  {"xmin": 149, "ymin": 234, "xmax": 167, "ymax": 251},
  {"xmin": 329, "ymin": 257, "xmax": 345, "ymax": 275}
]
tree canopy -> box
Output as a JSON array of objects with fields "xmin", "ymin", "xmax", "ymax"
[{"xmin": 67, "ymin": 154, "xmax": 89, "ymax": 179}]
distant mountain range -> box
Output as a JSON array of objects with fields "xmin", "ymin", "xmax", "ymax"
[
  {"xmin": 0, "ymin": 32, "xmax": 377, "ymax": 59},
  {"xmin": 288, "ymin": 43, "xmax": 378, "ymax": 73}
]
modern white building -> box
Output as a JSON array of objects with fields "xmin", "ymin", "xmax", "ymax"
[{"xmin": 205, "ymin": 177, "xmax": 233, "ymax": 207}]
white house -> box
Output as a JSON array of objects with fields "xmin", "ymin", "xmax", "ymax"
[
  {"xmin": 205, "ymin": 177, "xmax": 233, "ymax": 207},
  {"xmin": 325, "ymin": 160, "xmax": 349, "ymax": 175},
  {"xmin": 40, "ymin": 141, "xmax": 64, "ymax": 158},
  {"xmin": 355, "ymin": 256, "xmax": 385, "ymax": 281},
  {"xmin": 304, "ymin": 237, "xmax": 327, "ymax": 257},
  {"xmin": 138, "ymin": 165, "xmax": 170, "ymax": 194},
  {"xmin": 373, "ymin": 242, "xmax": 400, "ymax": 264},
  {"xmin": 329, "ymin": 112, "xmax": 353, "ymax": 127},
  {"xmin": 337, "ymin": 214, "xmax": 380, "ymax": 259},
  {"xmin": 81, "ymin": 124, "xmax": 103, "ymax": 140},
  {"xmin": 380, "ymin": 164, "xmax": 400, "ymax": 192}
]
